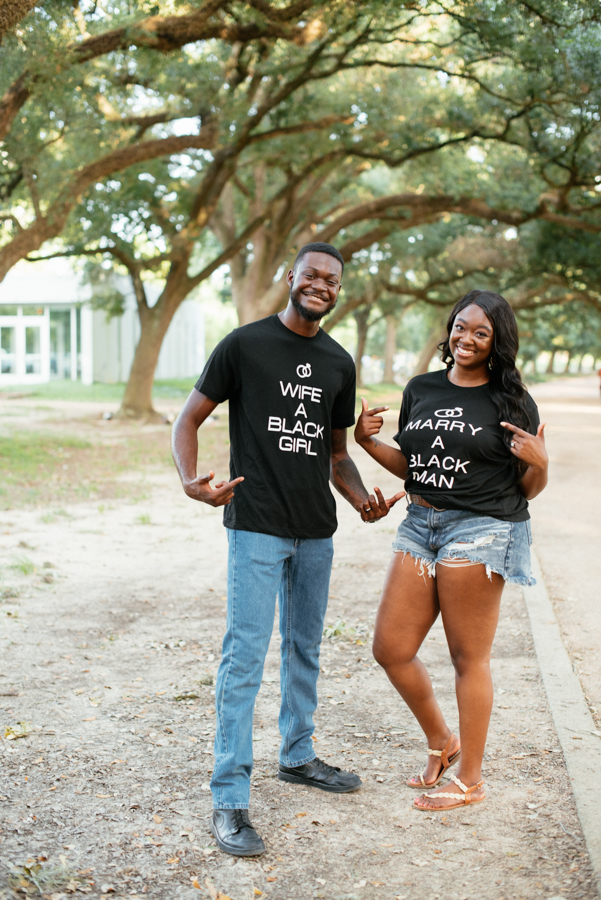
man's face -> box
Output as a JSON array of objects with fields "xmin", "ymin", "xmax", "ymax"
[{"xmin": 286, "ymin": 251, "xmax": 342, "ymax": 322}]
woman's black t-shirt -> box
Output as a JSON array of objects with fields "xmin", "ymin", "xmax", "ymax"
[{"xmin": 393, "ymin": 369, "xmax": 540, "ymax": 522}]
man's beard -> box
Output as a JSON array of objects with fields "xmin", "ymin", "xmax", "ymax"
[{"xmin": 290, "ymin": 287, "xmax": 334, "ymax": 322}]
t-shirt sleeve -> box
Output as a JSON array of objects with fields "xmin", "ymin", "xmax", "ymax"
[
  {"xmin": 194, "ymin": 330, "xmax": 240, "ymax": 403},
  {"xmin": 393, "ymin": 380, "xmax": 414, "ymax": 446},
  {"xmin": 331, "ymin": 363, "xmax": 356, "ymax": 429}
]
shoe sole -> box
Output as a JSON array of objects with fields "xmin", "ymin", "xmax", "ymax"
[
  {"xmin": 278, "ymin": 771, "xmax": 362, "ymax": 793},
  {"xmin": 209, "ymin": 820, "xmax": 265, "ymax": 857}
]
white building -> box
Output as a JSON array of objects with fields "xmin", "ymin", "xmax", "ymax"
[{"xmin": 0, "ymin": 260, "xmax": 205, "ymax": 385}]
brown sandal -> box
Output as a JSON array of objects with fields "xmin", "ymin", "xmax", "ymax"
[
  {"xmin": 414, "ymin": 774, "xmax": 485, "ymax": 811},
  {"xmin": 406, "ymin": 733, "xmax": 461, "ymax": 789}
]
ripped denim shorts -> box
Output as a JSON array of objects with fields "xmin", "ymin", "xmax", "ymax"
[{"xmin": 392, "ymin": 503, "xmax": 535, "ymax": 586}]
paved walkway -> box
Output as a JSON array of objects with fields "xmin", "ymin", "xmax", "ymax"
[{"xmin": 527, "ymin": 376, "xmax": 601, "ymax": 731}]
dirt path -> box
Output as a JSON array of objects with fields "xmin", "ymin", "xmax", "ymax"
[{"xmin": 0, "ymin": 402, "xmax": 597, "ymax": 900}]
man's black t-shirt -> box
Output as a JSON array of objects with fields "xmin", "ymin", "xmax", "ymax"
[
  {"xmin": 195, "ymin": 315, "xmax": 356, "ymax": 539},
  {"xmin": 393, "ymin": 370, "xmax": 540, "ymax": 522}
]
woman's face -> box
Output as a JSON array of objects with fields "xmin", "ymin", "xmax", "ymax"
[{"xmin": 449, "ymin": 303, "xmax": 494, "ymax": 370}]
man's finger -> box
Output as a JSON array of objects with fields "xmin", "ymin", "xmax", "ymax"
[
  {"xmin": 374, "ymin": 487, "xmax": 387, "ymax": 509},
  {"xmin": 361, "ymin": 396, "xmax": 369, "ymax": 413},
  {"xmin": 537, "ymin": 423, "xmax": 546, "ymax": 438},
  {"xmin": 386, "ymin": 491, "xmax": 406, "ymax": 508},
  {"xmin": 214, "ymin": 477, "xmax": 244, "ymax": 495},
  {"xmin": 367, "ymin": 406, "xmax": 389, "ymax": 416},
  {"xmin": 198, "ymin": 470, "xmax": 215, "ymax": 484}
]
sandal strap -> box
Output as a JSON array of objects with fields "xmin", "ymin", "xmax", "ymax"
[
  {"xmin": 424, "ymin": 792, "xmax": 467, "ymax": 801},
  {"xmin": 450, "ymin": 773, "xmax": 468, "ymax": 793},
  {"xmin": 424, "ymin": 778, "xmax": 484, "ymax": 804},
  {"xmin": 427, "ymin": 733, "xmax": 457, "ymax": 768}
]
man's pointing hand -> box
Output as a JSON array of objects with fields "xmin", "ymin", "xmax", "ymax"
[
  {"xmin": 359, "ymin": 486, "xmax": 406, "ymax": 523},
  {"xmin": 184, "ymin": 471, "xmax": 244, "ymax": 506}
]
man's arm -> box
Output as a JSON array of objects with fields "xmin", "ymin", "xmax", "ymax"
[
  {"xmin": 330, "ymin": 428, "xmax": 405, "ymax": 523},
  {"xmin": 172, "ymin": 388, "xmax": 243, "ymax": 506}
]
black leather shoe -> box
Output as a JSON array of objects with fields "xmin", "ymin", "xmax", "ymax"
[
  {"xmin": 278, "ymin": 756, "xmax": 362, "ymax": 793},
  {"xmin": 210, "ymin": 809, "xmax": 265, "ymax": 857}
]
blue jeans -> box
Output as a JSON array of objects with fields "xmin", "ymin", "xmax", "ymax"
[{"xmin": 210, "ymin": 528, "xmax": 334, "ymax": 809}]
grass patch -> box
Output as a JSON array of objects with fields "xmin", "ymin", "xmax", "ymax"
[
  {"xmin": 8, "ymin": 858, "xmax": 85, "ymax": 895},
  {"xmin": 0, "ymin": 377, "xmax": 195, "ymax": 404},
  {"xmin": 0, "ymin": 420, "xmax": 230, "ymax": 511},
  {"xmin": 9, "ymin": 556, "xmax": 35, "ymax": 576},
  {"xmin": 357, "ymin": 382, "xmax": 405, "ymax": 412}
]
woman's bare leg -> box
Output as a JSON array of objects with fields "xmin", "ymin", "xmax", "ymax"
[
  {"xmin": 373, "ymin": 553, "xmax": 457, "ymax": 785},
  {"xmin": 414, "ymin": 562, "xmax": 504, "ymax": 809}
]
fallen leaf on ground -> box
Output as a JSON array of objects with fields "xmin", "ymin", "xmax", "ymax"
[
  {"xmin": 205, "ymin": 879, "xmax": 232, "ymax": 900},
  {"xmin": 153, "ymin": 815, "xmax": 162, "ymax": 824},
  {"xmin": 167, "ymin": 858, "xmax": 179, "ymax": 864}
]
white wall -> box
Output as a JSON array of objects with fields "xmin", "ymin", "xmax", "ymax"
[{"xmin": 91, "ymin": 298, "xmax": 205, "ymax": 383}]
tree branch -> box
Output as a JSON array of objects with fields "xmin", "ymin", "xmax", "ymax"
[{"xmin": 247, "ymin": 114, "xmax": 355, "ymax": 145}]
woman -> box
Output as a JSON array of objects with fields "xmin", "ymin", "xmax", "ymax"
[{"xmin": 354, "ymin": 290, "xmax": 548, "ymax": 811}]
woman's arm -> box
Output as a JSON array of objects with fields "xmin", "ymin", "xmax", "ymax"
[
  {"xmin": 500, "ymin": 421, "xmax": 548, "ymax": 500},
  {"xmin": 354, "ymin": 397, "xmax": 409, "ymax": 480}
]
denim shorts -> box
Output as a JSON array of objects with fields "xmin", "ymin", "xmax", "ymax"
[{"xmin": 392, "ymin": 503, "xmax": 535, "ymax": 586}]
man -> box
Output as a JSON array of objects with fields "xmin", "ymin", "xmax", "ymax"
[{"xmin": 172, "ymin": 242, "xmax": 403, "ymax": 857}]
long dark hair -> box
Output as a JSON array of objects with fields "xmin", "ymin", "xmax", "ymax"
[{"xmin": 438, "ymin": 289, "xmax": 534, "ymax": 472}]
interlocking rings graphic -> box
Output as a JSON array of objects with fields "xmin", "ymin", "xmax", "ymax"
[
  {"xmin": 435, "ymin": 407, "xmax": 463, "ymax": 418},
  {"xmin": 296, "ymin": 363, "xmax": 312, "ymax": 378}
]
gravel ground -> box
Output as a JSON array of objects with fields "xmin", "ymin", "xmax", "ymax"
[{"xmin": 0, "ymin": 405, "xmax": 597, "ymax": 900}]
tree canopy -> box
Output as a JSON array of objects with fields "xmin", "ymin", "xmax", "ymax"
[{"xmin": 2, "ymin": 0, "xmax": 601, "ymax": 413}]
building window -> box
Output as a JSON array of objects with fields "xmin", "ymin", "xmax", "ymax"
[
  {"xmin": 25, "ymin": 326, "xmax": 42, "ymax": 374},
  {"xmin": 1, "ymin": 326, "xmax": 17, "ymax": 374}
]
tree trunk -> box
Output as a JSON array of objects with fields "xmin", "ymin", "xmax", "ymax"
[
  {"xmin": 413, "ymin": 317, "xmax": 447, "ymax": 377},
  {"xmin": 383, "ymin": 314, "xmax": 396, "ymax": 383},
  {"xmin": 353, "ymin": 307, "xmax": 370, "ymax": 388},
  {"xmin": 563, "ymin": 350, "xmax": 572, "ymax": 373},
  {"xmin": 119, "ymin": 306, "xmax": 174, "ymax": 419},
  {"xmin": 119, "ymin": 263, "xmax": 191, "ymax": 418},
  {"xmin": 546, "ymin": 349, "xmax": 556, "ymax": 374}
]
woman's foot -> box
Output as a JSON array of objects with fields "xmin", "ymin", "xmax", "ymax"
[
  {"xmin": 413, "ymin": 773, "xmax": 485, "ymax": 811},
  {"xmin": 406, "ymin": 733, "xmax": 461, "ymax": 788}
]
